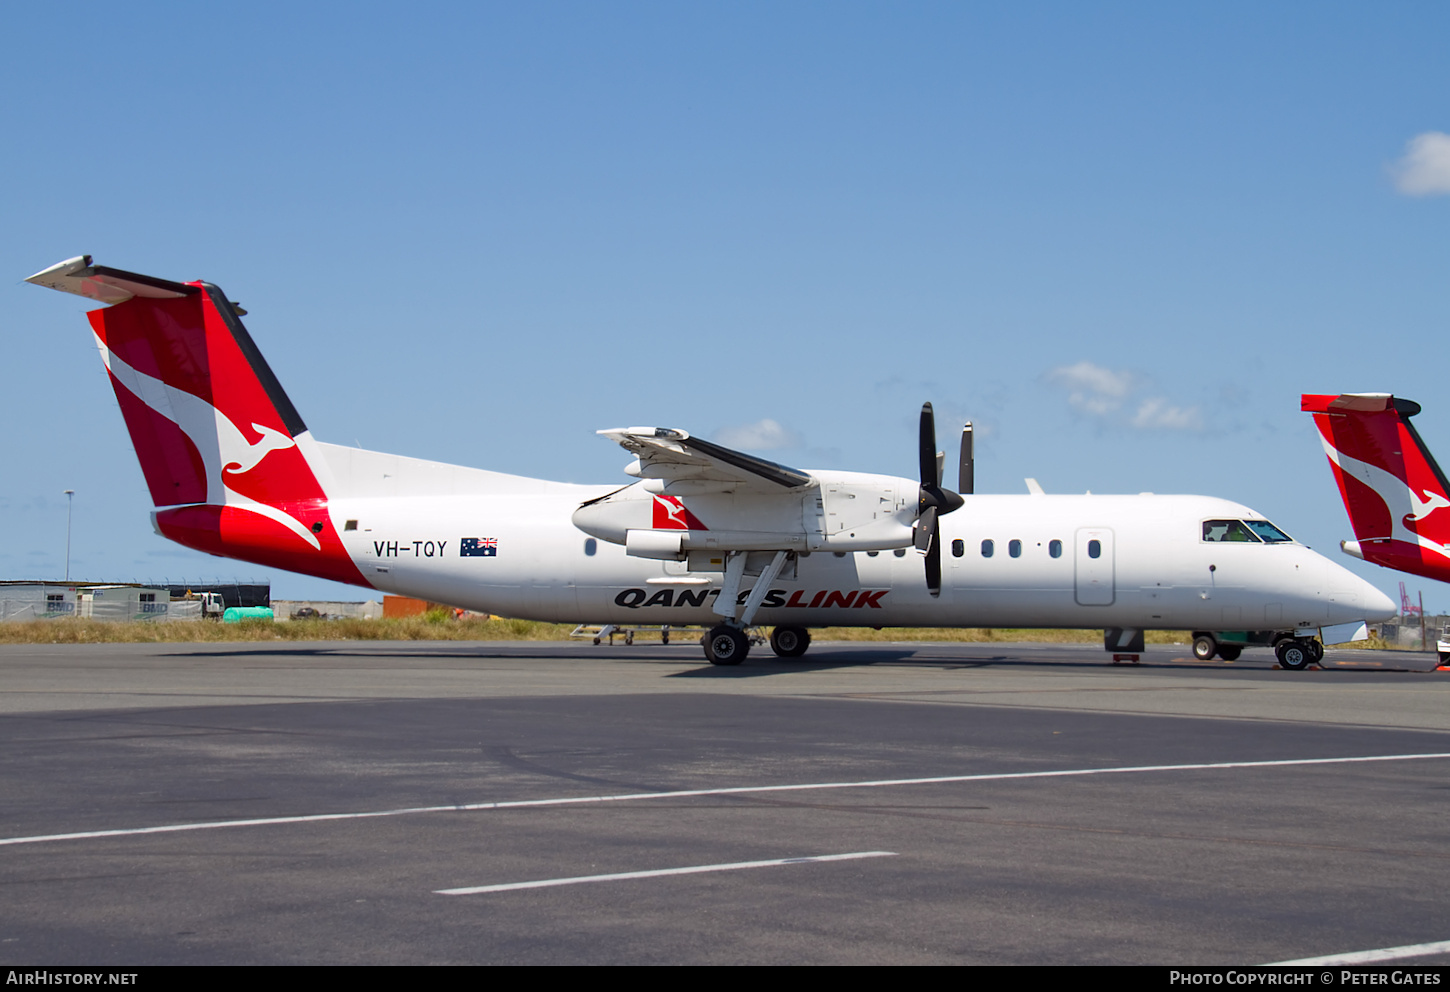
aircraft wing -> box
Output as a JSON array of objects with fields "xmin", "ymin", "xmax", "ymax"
[{"xmin": 599, "ymin": 427, "xmax": 815, "ymax": 493}]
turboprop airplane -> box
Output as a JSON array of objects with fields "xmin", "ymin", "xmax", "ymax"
[
  {"xmin": 1303, "ymin": 393, "xmax": 1450, "ymax": 585},
  {"xmin": 25, "ymin": 256, "xmax": 1394, "ymax": 668}
]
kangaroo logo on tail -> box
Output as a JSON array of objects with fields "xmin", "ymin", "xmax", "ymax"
[{"xmin": 96, "ymin": 333, "xmax": 319, "ymax": 549}]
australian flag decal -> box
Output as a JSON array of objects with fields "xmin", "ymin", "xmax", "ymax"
[{"xmin": 460, "ymin": 538, "xmax": 498, "ymax": 557}]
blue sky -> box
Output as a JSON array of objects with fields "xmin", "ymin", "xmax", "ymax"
[{"xmin": 3, "ymin": 2, "xmax": 1449, "ymax": 609}]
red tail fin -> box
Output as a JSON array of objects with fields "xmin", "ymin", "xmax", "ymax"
[
  {"xmin": 28, "ymin": 256, "xmax": 367, "ymax": 587},
  {"xmin": 1302, "ymin": 393, "xmax": 1450, "ymax": 583}
]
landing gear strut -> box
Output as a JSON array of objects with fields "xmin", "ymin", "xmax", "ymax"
[{"xmin": 700, "ymin": 549, "xmax": 792, "ymax": 666}]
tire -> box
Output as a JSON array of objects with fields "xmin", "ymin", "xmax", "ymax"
[
  {"xmin": 705, "ymin": 625, "xmax": 749, "ymax": 666},
  {"xmin": 1217, "ymin": 645, "xmax": 1242, "ymax": 661},
  {"xmin": 1192, "ymin": 634, "xmax": 1217, "ymax": 660},
  {"xmin": 770, "ymin": 625, "xmax": 812, "ymax": 659},
  {"xmin": 1308, "ymin": 640, "xmax": 1324, "ymax": 663},
  {"xmin": 1276, "ymin": 639, "xmax": 1311, "ymax": 671}
]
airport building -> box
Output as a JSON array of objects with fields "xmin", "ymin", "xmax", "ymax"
[
  {"xmin": 0, "ymin": 582, "xmax": 172, "ymax": 622},
  {"xmin": 0, "ymin": 580, "xmax": 273, "ymax": 622}
]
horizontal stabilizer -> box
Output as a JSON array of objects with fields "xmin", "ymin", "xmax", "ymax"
[
  {"xmin": 1301, "ymin": 393, "xmax": 1422, "ymax": 417},
  {"xmin": 26, "ymin": 255, "xmax": 197, "ymax": 305}
]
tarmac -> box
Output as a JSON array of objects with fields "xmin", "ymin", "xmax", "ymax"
[{"xmin": 2, "ymin": 638, "xmax": 1448, "ymax": 965}]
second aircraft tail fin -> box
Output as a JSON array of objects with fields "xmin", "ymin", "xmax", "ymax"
[{"xmin": 1302, "ymin": 392, "xmax": 1450, "ymax": 583}]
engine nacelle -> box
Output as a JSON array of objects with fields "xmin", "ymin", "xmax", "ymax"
[{"xmin": 572, "ymin": 470, "xmax": 918, "ymax": 558}]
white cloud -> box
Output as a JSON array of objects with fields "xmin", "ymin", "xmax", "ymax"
[
  {"xmin": 1131, "ymin": 397, "xmax": 1203, "ymax": 431},
  {"xmin": 1046, "ymin": 361, "xmax": 1134, "ymax": 416},
  {"xmin": 1046, "ymin": 361, "xmax": 1204, "ymax": 431},
  {"xmin": 713, "ymin": 418, "xmax": 800, "ymax": 451},
  {"xmin": 1392, "ymin": 132, "xmax": 1450, "ymax": 196}
]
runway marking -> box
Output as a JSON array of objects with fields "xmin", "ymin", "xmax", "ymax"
[
  {"xmin": 435, "ymin": 851, "xmax": 897, "ymax": 895},
  {"xmin": 1266, "ymin": 939, "xmax": 1450, "ymax": 964},
  {"xmin": 3, "ymin": 751, "xmax": 1448, "ymax": 849}
]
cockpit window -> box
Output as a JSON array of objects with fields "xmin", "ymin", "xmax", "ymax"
[
  {"xmin": 1242, "ymin": 519, "xmax": 1293, "ymax": 543},
  {"xmin": 1202, "ymin": 519, "xmax": 1262, "ymax": 543}
]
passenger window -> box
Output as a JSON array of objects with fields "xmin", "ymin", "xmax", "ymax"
[
  {"xmin": 1009, "ymin": 539, "xmax": 1022, "ymax": 558},
  {"xmin": 981, "ymin": 539, "xmax": 994, "ymax": 558},
  {"xmin": 584, "ymin": 538, "xmax": 597, "ymax": 556},
  {"xmin": 1049, "ymin": 539, "xmax": 1062, "ymax": 558},
  {"xmin": 866, "ymin": 550, "xmax": 879, "ymax": 557},
  {"xmin": 893, "ymin": 548, "xmax": 906, "ymax": 558},
  {"xmin": 951, "ymin": 539, "xmax": 964, "ymax": 558},
  {"xmin": 1088, "ymin": 539, "xmax": 1101, "ymax": 559}
]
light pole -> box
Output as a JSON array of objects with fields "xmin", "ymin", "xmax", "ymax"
[{"xmin": 63, "ymin": 490, "xmax": 74, "ymax": 583}]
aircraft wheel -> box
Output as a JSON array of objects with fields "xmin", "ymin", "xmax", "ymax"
[
  {"xmin": 1217, "ymin": 645, "xmax": 1242, "ymax": 661},
  {"xmin": 1308, "ymin": 639, "xmax": 1324, "ymax": 663},
  {"xmin": 770, "ymin": 625, "xmax": 812, "ymax": 659},
  {"xmin": 1192, "ymin": 634, "xmax": 1217, "ymax": 660},
  {"xmin": 1276, "ymin": 639, "xmax": 1311, "ymax": 671},
  {"xmin": 705, "ymin": 625, "xmax": 749, "ymax": 666}
]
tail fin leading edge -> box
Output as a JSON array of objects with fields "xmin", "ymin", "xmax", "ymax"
[
  {"xmin": 28, "ymin": 256, "xmax": 369, "ymax": 587},
  {"xmin": 1302, "ymin": 392, "xmax": 1450, "ymax": 583}
]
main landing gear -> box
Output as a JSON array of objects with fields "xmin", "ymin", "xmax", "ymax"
[
  {"xmin": 704, "ymin": 625, "xmax": 752, "ymax": 666},
  {"xmin": 769, "ymin": 624, "xmax": 811, "ymax": 658},
  {"xmin": 702, "ymin": 623, "xmax": 814, "ymax": 665},
  {"xmin": 701, "ymin": 548, "xmax": 797, "ymax": 666}
]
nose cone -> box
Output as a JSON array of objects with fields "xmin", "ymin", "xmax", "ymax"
[{"xmin": 1358, "ymin": 579, "xmax": 1398, "ymax": 623}]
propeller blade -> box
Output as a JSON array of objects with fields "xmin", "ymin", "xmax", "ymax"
[
  {"xmin": 917, "ymin": 401, "xmax": 964, "ymax": 596},
  {"xmin": 959, "ymin": 422, "xmax": 973, "ymax": 495},
  {"xmin": 915, "ymin": 505, "xmax": 937, "ymax": 552},
  {"xmin": 919, "ymin": 402, "xmax": 938, "ymax": 487}
]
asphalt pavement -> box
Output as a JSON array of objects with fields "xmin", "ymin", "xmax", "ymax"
[{"xmin": 1, "ymin": 639, "xmax": 1447, "ymax": 965}]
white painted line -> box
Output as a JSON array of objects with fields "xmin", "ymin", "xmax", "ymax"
[
  {"xmin": 436, "ymin": 850, "xmax": 897, "ymax": 895},
  {"xmin": 1267, "ymin": 939, "xmax": 1450, "ymax": 965},
  {"xmin": 5, "ymin": 751, "xmax": 1449, "ymax": 849}
]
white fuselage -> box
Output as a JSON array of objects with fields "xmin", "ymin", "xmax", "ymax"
[{"xmin": 319, "ymin": 443, "xmax": 1393, "ymax": 631}]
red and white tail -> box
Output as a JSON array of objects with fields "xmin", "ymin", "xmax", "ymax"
[
  {"xmin": 27, "ymin": 256, "xmax": 368, "ymax": 587},
  {"xmin": 1302, "ymin": 392, "xmax": 1450, "ymax": 583}
]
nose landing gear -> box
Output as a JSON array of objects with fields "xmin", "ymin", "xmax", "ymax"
[{"xmin": 1275, "ymin": 637, "xmax": 1324, "ymax": 671}]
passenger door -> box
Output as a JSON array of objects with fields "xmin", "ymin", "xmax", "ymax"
[{"xmin": 1074, "ymin": 528, "xmax": 1115, "ymax": 606}]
